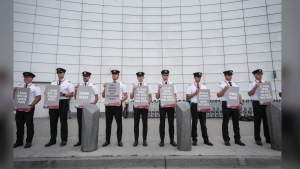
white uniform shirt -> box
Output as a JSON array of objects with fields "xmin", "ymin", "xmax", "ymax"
[
  {"xmin": 248, "ymin": 79, "xmax": 266, "ymax": 101},
  {"xmin": 16, "ymin": 83, "xmax": 41, "ymax": 104},
  {"xmin": 51, "ymin": 78, "xmax": 74, "ymax": 100},
  {"xmin": 217, "ymin": 81, "xmax": 238, "ymax": 101},
  {"xmin": 186, "ymin": 82, "xmax": 207, "ymax": 103},
  {"xmin": 79, "ymin": 81, "xmax": 99, "ymax": 103},
  {"xmin": 111, "ymin": 80, "xmax": 127, "ymax": 100},
  {"xmin": 155, "ymin": 81, "xmax": 177, "ymax": 94},
  {"xmin": 134, "ymin": 82, "xmax": 152, "ymax": 96}
]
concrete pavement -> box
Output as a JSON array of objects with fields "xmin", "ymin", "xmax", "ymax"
[{"xmin": 13, "ymin": 115, "xmax": 281, "ymax": 168}]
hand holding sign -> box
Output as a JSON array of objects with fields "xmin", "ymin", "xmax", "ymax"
[
  {"xmin": 195, "ymin": 88, "xmax": 200, "ymax": 94},
  {"xmin": 132, "ymin": 85, "xmax": 137, "ymax": 91},
  {"xmin": 224, "ymin": 85, "xmax": 229, "ymax": 91},
  {"xmin": 255, "ymin": 83, "xmax": 260, "ymax": 88}
]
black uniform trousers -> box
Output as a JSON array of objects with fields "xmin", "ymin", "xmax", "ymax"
[
  {"xmin": 49, "ymin": 99, "xmax": 69, "ymax": 143},
  {"xmin": 159, "ymin": 106, "xmax": 175, "ymax": 142},
  {"xmin": 105, "ymin": 105, "xmax": 123, "ymax": 142},
  {"xmin": 133, "ymin": 108, "xmax": 148, "ymax": 141},
  {"xmin": 15, "ymin": 107, "xmax": 35, "ymax": 144},
  {"xmin": 76, "ymin": 108, "xmax": 83, "ymax": 142},
  {"xmin": 252, "ymin": 101, "xmax": 270, "ymax": 142},
  {"xmin": 222, "ymin": 101, "xmax": 241, "ymax": 142},
  {"xmin": 191, "ymin": 103, "xmax": 209, "ymax": 142}
]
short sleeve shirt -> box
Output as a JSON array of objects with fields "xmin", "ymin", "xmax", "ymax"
[
  {"xmin": 217, "ymin": 81, "xmax": 238, "ymax": 101},
  {"xmin": 186, "ymin": 82, "xmax": 207, "ymax": 103},
  {"xmin": 51, "ymin": 78, "xmax": 74, "ymax": 100},
  {"xmin": 79, "ymin": 81, "xmax": 99, "ymax": 103},
  {"xmin": 16, "ymin": 83, "xmax": 41, "ymax": 104}
]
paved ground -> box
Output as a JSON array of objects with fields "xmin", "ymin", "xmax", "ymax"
[{"xmin": 13, "ymin": 114, "xmax": 281, "ymax": 168}]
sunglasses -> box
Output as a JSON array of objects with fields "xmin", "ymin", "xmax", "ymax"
[
  {"xmin": 163, "ymin": 74, "xmax": 169, "ymax": 76},
  {"xmin": 57, "ymin": 72, "xmax": 64, "ymax": 74}
]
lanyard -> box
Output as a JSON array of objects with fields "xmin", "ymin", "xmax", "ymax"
[
  {"xmin": 25, "ymin": 83, "xmax": 33, "ymax": 88},
  {"xmin": 225, "ymin": 81, "xmax": 232, "ymax": 86},
  {"xmin": 255, "ymin": 80, "xmax": 262, "ymax": 83},
  {"xmin": 83, "ymin": 82, "xmax": 90, "ymax": 86},
  {"xmin": 162, "ymin": 81, "xmax": 168, "ymax": 85},
  {"xmin": 194, "ymin": 82, "xmax": 200, "ymax": 89},
  {"xmin": 57, "ymin": 78, "xmax": 66, "ymax": 85}
]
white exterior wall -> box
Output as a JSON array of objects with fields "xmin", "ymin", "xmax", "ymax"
[{"xmin": 13, "ymin": 0, "xmax": 281, "ymax": 117}]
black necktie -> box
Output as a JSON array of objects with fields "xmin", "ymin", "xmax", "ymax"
[
  {"xmin": 229, "ymin": 82, "xmax": 232, "ymax": 86},
  {"xmin": 165, "ymin": 82, "xmax": 167, "ymax": 85},
  {"xmin": 259, "ymin": 80, "xmax": 261, "ymax": 83},
  {"xmin": 140, "ymin": 83, "xmax": 142, "ymax": 86},
  {"xmin": 84, "ymin": 83, "xmax": 86, "ymax": 86},
  {"xmin": 197, "ymin": 84, "xmax": 199, "ymax": 88},
  {"xmin": 58, "ymin": 80, "xmax": 61, "ymax": 85},
  {"xmin": 25, "ymin": 84, "xmax": 28, "ymax": 88}
]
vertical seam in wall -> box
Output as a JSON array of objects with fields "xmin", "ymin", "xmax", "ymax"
[
  {"xmin": 121, "ymin": 0, "xmax": 124, "ymax": 82},
  {"xmin": 179, "ymin": 0, "xmax": 184, "ymax": 98},
  {"xmin": 100, "ymin": 0, "xmax": 104, "ymax": 88},
  {"xmin": 264, "ymin": 0, "xmax": 278, "ymax": 100},
  {"xmin": 78, "ymin": 0, "xmax": 83, "ymax": 84},
  {"xmin": 199, "ymin": 0, "xmax": 205, "ymax": 84},
  {"xmin": 29, "ymin": 0, "xmax": 38, "ymax": 72},
  {"xmin": 219, "ymin": 0, "xmax": 226, "ymax": 71},
  {"xmin": 55, "ymin": 0, "xmax": 62, "ymax": 80},
  {"xmin": 142, "ymin": 0, "xmax": 144, "ymax": 72},
  {"xmin": 161, "ymin": 0, "xmax": 164, "ymax": 68},
  {"xmin": 241, "ymin": 0, "xmax": 251, "ymax": 83}
]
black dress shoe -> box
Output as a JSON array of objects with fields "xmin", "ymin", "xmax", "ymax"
[
  {"xmin": 204, "ymin": 141, "xmax": 213, "ymax": 146},
  {"xmin": 102, "ymin": 141, "xmax": 110, "ymax": 147},
  {"xmin": 159, "ymin": 141, "xmax": 164, "ymax": 147},
  {"xmin": 133, "ymin": 140, "xmax": 138, "ymax": 147},
  {"xmin": 235, "ymin": 140, "xmax": 245, "ymax": 146},
  {"xmin": 224, "ymin": 141, "xmax": 231, "ymax": 146},
  {"xmin": 143, "ymin": 140, "xmax": 147, "ymax": 147},
  {"xmin": 60, "ymin": 141, "xmax": 67, "ymax": 147},
  {"xmin": 13, "ymin": 142, "xmax": 23, "ymax": 148},
  {"xmin": 24, "ymin": 142, "xmax": 32, "ymax": 148},
  {"xmin": 45, "ymin": 141, "xmax": 56, "ymax": 147},
  {"xmin": 192, "ymin": 141, "xmax": 197, "ymax": 146},
  {"xmin": 118, "ymin": 141, "xmax": 123, "ymax": 147},
  {"xmin": 256, "ymin": 141, "xmax": 263, "ymax": 146},
  {"xmin": 170, "ymin": 140, "xmax": 177, "ymax": 147},
  {"xmin": 73, "ymin": 142, "xmax": 81, "ymax": 147}
]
